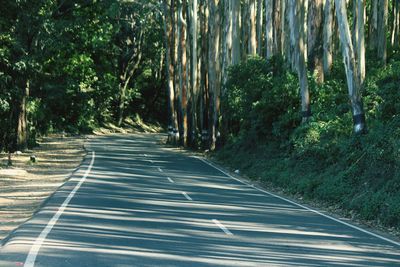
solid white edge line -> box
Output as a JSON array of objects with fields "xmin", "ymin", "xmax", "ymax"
[
  {"xmin": 24, "ymin": 151, "xmax": 96, "ymax": 267},
  {"xmin": 167, "ymin": 177, "xmax": 175, "ymax": 183},
  {"xmin": 182, "ymin": 192, "xmax": 193, "ymax": 201},
  {"xmin": 195, "ymin": 156, "xmax": 400, "ymax": 248},
  {"xmin": 212, "ymin": 219, "xmax": 233, "ymax": 236}
]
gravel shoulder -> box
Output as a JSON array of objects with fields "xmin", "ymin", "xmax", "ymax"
[{"xmin": 0, "ymin": 135, "xmax": 86, "ymax": 242}]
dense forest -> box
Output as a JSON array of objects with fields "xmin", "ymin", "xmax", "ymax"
[
  {"xmin": 1, "ymin": 1, "xmax": 400, "ymax": 231},
  {"xmin": 0, "ymin": 0, "xmax": 166, "ymax": 152}
]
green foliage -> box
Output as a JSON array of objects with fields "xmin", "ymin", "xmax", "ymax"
[
  {"xmin": 224, "ymin": 56, "xmax": 300, "ymax": 143},
  {"xmin": 0, "ymin": 0, "xmax": 166, "ymax": 151}
]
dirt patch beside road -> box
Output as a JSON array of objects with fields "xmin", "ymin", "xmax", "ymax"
[{"xmin": 0, "ymin": 135, "xmax": 85, "ymax": 242}]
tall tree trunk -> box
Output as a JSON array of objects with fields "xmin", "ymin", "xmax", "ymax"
[
  {"xmin": 392, "ymin": 0, "xmax": 400, "ymax": 47},
  {"xmin": 377, "ymin": 0, "xmax": 388, "ymax": 65},
  {"xmin": 222, "ymin": 0, "xmax": 232, "ymax": 85},
  {"xmin": 323, "ymin": 0, "xmax": 334, "ymax": 75},
  {"xmin": 298, "ymin": 0, "xmax": 311, "ymax": 122},
  {"xmin": 265, "ymin": 0, "xmax": 273, "ymax": 59},
  {"xmin": 249, "ymin": 0, "xmax": 257, "ymax": 55},
  {"xmin": 232, "ymin": 0, "xmax": 241, "ymax": 64},
  {"xmin": 179, "ymin": 0, "xmax": 188, "ymax": 146},
  {"xmin": 256, "ymin": 0, "xmax": 263, "ymax": 55},
  {"xmin": 357, "ymin": 0, "xmax": 366, "ymax": 86},
  {"xmin": 163, "ymin": 0, "xmax": 179, "ymax": 142},
  {"xmin": 280, "ymin": 0, "xmax": 286, "ymax": 56},
  {"xmin": 273, "ymin": 0, "xmax": 282, "ymax": 55},
  {"xmin": 188, "ymin": 0, "xmax": 199, "ymax": 146},
  {"xmin": 335, "ymin": 0, "xmax": 367, "ymax": 134},
  {"xmin": 17, "ymin": 80, "xmax": 29, "ymax": 150},
  {"xmin": 208, "ymin": 0, "xmax": 221, "ymax": 150},
  {"xmin": 369, "ymin": 0, "xmax": 378, "ymax": 50},
  {"xmin": 308, "ymin": 0, "xmax": 324, "ymax": 83},
  {"xmin": 200, "ymin": 0, "xmax": 209, "ymax": 146},
  {"xmin": 289, "ymin": 0, "xmax": 311, "ymax": 122},
  {"xmin": 241, "ymin": 2, "xmax": 249, "ymax": 60}
]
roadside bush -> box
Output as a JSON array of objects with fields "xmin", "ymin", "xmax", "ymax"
[{"xmin": 224, "ymin": 56, "xmax": 300, "ymax": 143}]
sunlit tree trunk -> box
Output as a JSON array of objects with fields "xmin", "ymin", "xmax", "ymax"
[
  {"xmin": 256, "ymin": 0, "xmax": 263, "ymax": 55},
  {"xmin": 335, "ymin": 0, "xmax": 367, "ymax": 134},
  {"xmin": 249, "ymin": 0, "xmax": 257, "ymax": 55},
  {"xmin": 179, "ymin": 0, "xmax": 188, "ymax": 146},
  {"xmin": 265, "ymin": 0, "xmax": 273, "ymax": 59},
  {"xmin": 163, "ymin": 0, "xmax": 178, "ymax": 143},
  {"xmin": 392, "ymin": 0, "xmax": 400, "ymax": 47}
]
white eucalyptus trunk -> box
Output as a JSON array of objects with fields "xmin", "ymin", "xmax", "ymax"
[
  {"xmin": 335, "ymin": 0, "xmax": 366, "ymax": 134},
  {"xmin": 265, "ymin": 0, "xmax": 273, "ymax": 59}
]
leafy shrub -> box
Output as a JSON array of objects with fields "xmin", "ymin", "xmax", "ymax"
[{"xmin": 224, "ymin": 56, "xmax": 300, "ymax": 142}]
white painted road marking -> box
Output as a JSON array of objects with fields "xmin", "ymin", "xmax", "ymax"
[
  {"xmin": 167, "ymin": 177, "xmax": 175, "ymax": 183},
  {"xmin": 182, "ymin": 192, "xmax": 193, "ymax": 201},
  {"xmin": 196, "ymin": 157, "xmax": 400, "ymax": 247},
  {"xmin": 212, "ymin": 219, "xmax": 233, "ymax": 236},
  {"xmin": 158, "ymin": 167, "xmax": 163, "ymax": 173},
  {"xmin": 24, "ymin": 151, "xmax": 96, "ymax": 267}
]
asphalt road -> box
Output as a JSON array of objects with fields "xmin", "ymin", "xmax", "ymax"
[{"xmin": 0, "ymin": 134, "xmax": 399, "ymax": 267}]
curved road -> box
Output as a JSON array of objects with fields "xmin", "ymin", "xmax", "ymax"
[{"xmin": 0, "ymin": 134, "xmax": 399, "ymax": 266}]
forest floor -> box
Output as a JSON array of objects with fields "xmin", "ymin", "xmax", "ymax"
[{"xmin": 0, "ymin": 134, "xmax": 86, "ymax": 242}]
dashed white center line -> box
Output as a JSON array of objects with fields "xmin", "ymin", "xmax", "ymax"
[
  {"xmin": 158, "ymin": 167, "xmax": 163, "ymax": 173},
  {"xmin": 167, "ymin": 177, "xmax": 175, "ymax": 183},
  {"xmin": 182, "ymin": 192, "xmax": 193, "ymax": 201},
  {"xmin": 212, "ymin": 219, "xmax": 233, "ymax": 236}
]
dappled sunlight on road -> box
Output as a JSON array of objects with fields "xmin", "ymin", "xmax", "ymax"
[{"xmin": 1, "ymin": 134, "xmax": 399, "ymax": 266}]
